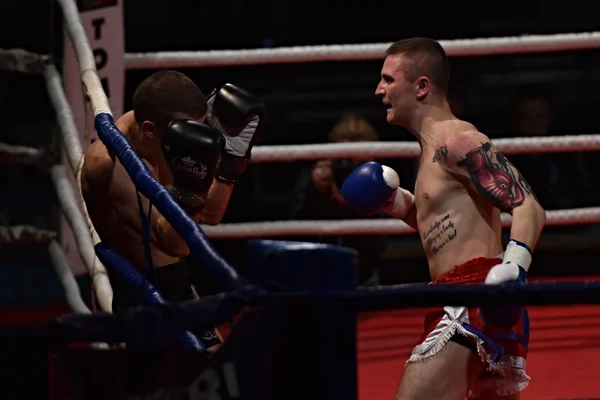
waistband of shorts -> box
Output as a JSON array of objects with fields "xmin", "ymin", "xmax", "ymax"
[{"xmin": 433, "ymin": 256, "xmax": 503, "ymax": 285}]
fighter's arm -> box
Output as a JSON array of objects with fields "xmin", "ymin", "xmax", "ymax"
[
  {"xmin": 381, "ymin": 188, "xmax": 418, "ymax": 230},
  {"xmin": 115, "ymin": 160, "xmax": 194, "ymax": 257},
  {"xmin": 81, "ymin": 141, "xmax": 191, "ymax": 258},
  {"xmin": 197, "ymin": 180, "xmax": 234, "ymax": 225},
  {"xmin": 443, "ymin": 132, "xmax": 546, "ymax": 261},
  {"xmin": 199, "ymin": 83, "xmax": 266, "ymax": 225},
  {"xmin": 400, "ymin": 204, "xmax": 418, "ymax": 231}
]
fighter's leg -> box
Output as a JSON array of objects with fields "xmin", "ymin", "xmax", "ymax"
[
  {"xmin": 396, "ymin": 339, "xmax": 486, "ymax": 400},
  {"xmin": 153, "ymin": 260, "xmax": 223, "ymax": 351}
]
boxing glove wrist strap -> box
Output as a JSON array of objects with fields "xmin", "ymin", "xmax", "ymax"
[
  {"xmin": 503, "ymin": 239, "xmax": 532, "ymax": 270},
  {"xmin": 383, "ymin": 188, "xmax": 415, "ymax": 219},
  {"xmin": 216, "ymin": 153, "xmax": 248, "ymax": 184},
  {"xmin": 171, "ymin": 187, "xmax": 207, "ymax": 215}
]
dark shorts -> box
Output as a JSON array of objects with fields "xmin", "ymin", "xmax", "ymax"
[{"xmin": 109, "ymin": 259, "xmax": 222, "ymax": 349}]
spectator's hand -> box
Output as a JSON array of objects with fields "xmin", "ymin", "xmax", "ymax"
[
  {"xmin": 331, "ymin": 181, "xmax": 349, "ymax": 207},
  {"xmin": 311, "ymin": 160, "xmax": 335, "ymax": 194}
]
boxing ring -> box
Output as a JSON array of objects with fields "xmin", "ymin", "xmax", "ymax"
[{"xmin": 2, "ymin": 1, "xmax": 600, "ymax": 398}]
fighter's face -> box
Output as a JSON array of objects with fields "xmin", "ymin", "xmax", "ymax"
[{"xmin": 375, "ymin": 55, "xmax": 416, "ymax": 126}]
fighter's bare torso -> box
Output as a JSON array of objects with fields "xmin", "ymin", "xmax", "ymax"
[
  {"xmin": 413, "ymin": 120, "xmax": 503, "ymax": 280},
  {"xmin": 81, "ymin": 111, "xmax": 178, "ymax": 269}
]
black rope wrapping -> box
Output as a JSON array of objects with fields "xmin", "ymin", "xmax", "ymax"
[{"xmin": 4, "ymin": 280, "xmax": 600, "ymax": 345}]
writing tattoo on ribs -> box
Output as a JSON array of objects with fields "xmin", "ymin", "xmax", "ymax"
[
  {"xmin": 432, "ymin": 144, "xmax": 448, "ymax": 163},
  {"xmin": 422, "ymin": 213, "xmax": 458, "ymax": 255},
  {"xmin": 456, "ymin": 142, "xmax": 537, "ymax": 212}
]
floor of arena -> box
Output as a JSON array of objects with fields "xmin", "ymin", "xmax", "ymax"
[{"xmin": 358, "ymin": 276, "xmax": 600, "ymax": 400}]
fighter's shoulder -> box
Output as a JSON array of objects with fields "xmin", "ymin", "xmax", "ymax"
[
  {"xmin": 442, "ymin": 130, "xmax": 491, "ymax": 169},
  {"xmin": 82, "ymin": 140, "xmax": 115, "ymax": 185},
  {"xmin": 115, "ymin": 110, "xmax": 135, "ymax": 131},
  {"xmin": 445, "ymin": 129, "xmax": 490, "ymax": 157}
]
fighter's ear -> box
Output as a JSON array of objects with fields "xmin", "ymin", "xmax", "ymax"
[
  {"xmin": 141, "ymin": 120, "xmax": 157, "ymax": 138},
  {"xmin": 415, "ymin": 76, "xmax": 430, "ymax": 101}
]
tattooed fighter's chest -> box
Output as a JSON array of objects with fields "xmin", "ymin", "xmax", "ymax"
[
  {"xmin": 414, "ymin": 162, "xmax": 456, "ymax": 212},
  {"xmin": 414, "ymin": 163, "xmax": 463, "ymax": 259}
]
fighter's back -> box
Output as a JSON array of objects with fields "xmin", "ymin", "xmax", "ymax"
[{"xmin": 80, "ymin": 126, "xmax": 179, "ymax": 270}]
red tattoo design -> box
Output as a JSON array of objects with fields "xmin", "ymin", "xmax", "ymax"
[{"xmin": 457, "ymin": 142, "xmax": 525, "ymax": 212}]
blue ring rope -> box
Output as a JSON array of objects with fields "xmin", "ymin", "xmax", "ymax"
[
  {"xmin": 94, "ymin": 113, "xmax": 241, "ymax": 291},
  {"xmin": 94, "ymin": 242, "xmax": 205, "ymax": 351}
]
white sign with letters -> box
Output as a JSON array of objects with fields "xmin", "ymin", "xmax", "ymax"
[{"xmin": 61, "ymin": 0, "xmax": 125, "ymax": 274}]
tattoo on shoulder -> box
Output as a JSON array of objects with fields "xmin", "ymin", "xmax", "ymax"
[
  {"xmin": 432, "ymin": 144, "xmax": 448, "ymax": 163},
  {"xmin": 456, "ymin": 141, "xmax": 538, "ymax": 212},
  {"xmin": 422, "ymin": 213, "xmax": 458, "ymax": 255}
]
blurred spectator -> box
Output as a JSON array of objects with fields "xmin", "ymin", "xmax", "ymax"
[
  {"xmin": 290, "ymin": 114, "xmax": 388, "ymax": 286},
  {"xmin": 508, "ymin": 85, "xmax": 597, "ymax": 209}
]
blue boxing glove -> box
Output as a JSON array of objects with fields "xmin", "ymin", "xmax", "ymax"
[
  {"xmin": 341, "ymin": 161, "xmax": 412, "ymax": 216},
  {"xmin": 480, "ymin": 240, "xmax": 531, "ymax": 328}
]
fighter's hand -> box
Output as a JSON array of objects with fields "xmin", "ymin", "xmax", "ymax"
[
  {"xmin": 484, "ymin": 262, "xmax": 525, "ymax": 285},
  {"xmin": 311, "ymin": 160, "xmax": 335, "ymax": 193},
  {"xmin": 485, "ymin": 240, "xmax": 532, "ymax": 285},
  {"xmin": 207, "ymin": 83, "xmax": 266, "ymax": 184},
  {"xmin": 340, "ymin": 161, "xmax": 413, "ymax": 217},
  {"xmin": 161, "ymin": 120, "xmax": 223, "ymax": 215},
  {"xmin": 480, "ymin": 240, "xmax": 531, "ymax": 327}
]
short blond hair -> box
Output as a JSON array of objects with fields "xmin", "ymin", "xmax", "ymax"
[{"xmin": 328, "ymin": 114, "xmax": 378, "ymax": 143}]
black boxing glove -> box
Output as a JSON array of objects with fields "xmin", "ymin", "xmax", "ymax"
[
  {"xmin": 207, "ymin": 83, "xmax": 266, "ymax": 183},
  {"xmin": 161, "ymin": 120, "xmax": 224, "ymax": 215}
]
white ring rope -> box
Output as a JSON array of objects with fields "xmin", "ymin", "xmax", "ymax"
[
  {"xmin": 125, "ymin": 32, "xmax": 600, "ymax": 69},
  {"xmin": 0, "ymin": 225, "xmax": 57, "ymax": 245},
  {"xmin": 57, "ymin": 0, "xmax": 111, "ymax": 116},
  {"xmin": 0, "ymin": 142, "xmax": 44, "ymax": 164},
  {"xmin": 7, "ymin": 205, "xmax": 595, "ymax": 242},
  {"xmin": 0, "ymin": 48, "xmax": 48, "ymax": 74},
  {"xmin": 201, "ymin": 207, "xmax": 600, "ymax": 239},
  {"xmin": 4, "ymin": 132, "xmax": 599, "ymax": 166},
  {"xmin": 46, "ymin": 60, "xmax": 112, "ymax": 312},
  {"xmin": 48, "ymin": 240, "xmax": 92, "ymax": 314},
  {"xmin": 251, "ymin": 134, "xmax": 600, "ymax": 162},
  {"xmin": 55, "ymin": 0, "xmax": 116, "ymax": 312},
  {"xmin": 44, "ymin": 64, "xmax": 85, "ymax": 176},
  {"xmin": 50, "ymin": 165, "xmax": 112, "ymax": 312}
]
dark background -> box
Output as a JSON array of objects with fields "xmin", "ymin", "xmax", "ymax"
[{"xmin": 1, "ymin": 0, "xmax": 600, "ymax": 310}]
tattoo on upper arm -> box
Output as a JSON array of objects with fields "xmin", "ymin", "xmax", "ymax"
[
  {"xmin": 432, "ymin": 144, "xmax": 448, "ymax": 163},
  {"xmin": 494, "ymin": 152, "xmax": 538, "ymax": 201},
  {"xmin": 456, "ymin": 142, "xmax": 538, "ymax": 212}
]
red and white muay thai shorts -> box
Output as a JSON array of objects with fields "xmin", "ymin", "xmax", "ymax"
[{"xmin": 407, "ymin": 257, "xmax": 530, "ymax": 398}]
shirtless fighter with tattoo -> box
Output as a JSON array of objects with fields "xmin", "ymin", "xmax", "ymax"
[{"xmin": 340, "ymin": 38, "xmax": 546, "ymax": 399}]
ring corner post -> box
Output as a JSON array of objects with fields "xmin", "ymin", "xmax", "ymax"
[{"xmin": 248, "ymin": 239, "xmax": 359, "ymax": 400}]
